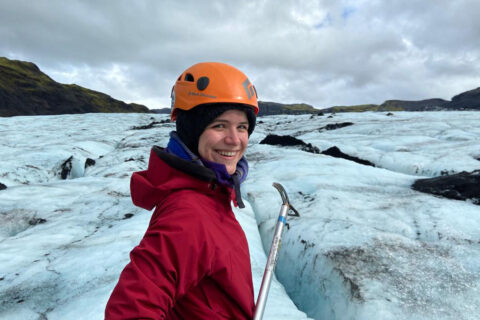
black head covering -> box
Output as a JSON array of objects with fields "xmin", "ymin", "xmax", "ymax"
[{"xmin": 175, "ymin": 104, "xmax": 256, "ymax": 155}]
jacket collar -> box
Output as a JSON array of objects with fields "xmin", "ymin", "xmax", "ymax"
[
  {"xmin": 153, "ymin": 145, "xmax": 216, "ymax": 182},
  {"xmin": 130, "ymin": 147, "xmax": 230, "ymax": 211},
  {"xmin": 162, "ymin": 132, "xmax": 248, "ymax": 208}
]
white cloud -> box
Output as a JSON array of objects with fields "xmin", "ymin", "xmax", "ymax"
[{"xmin": 1, "ymin": 0, "xmax": 479, "ymax": 109}]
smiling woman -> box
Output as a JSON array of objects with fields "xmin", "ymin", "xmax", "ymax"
[
  {"xmin": 198, "ymin": 109, "xmax": 250, "ymax": 175},
  {"xmin": 105, "ymin": 62, "xmax": 260, "ymax": 319}
]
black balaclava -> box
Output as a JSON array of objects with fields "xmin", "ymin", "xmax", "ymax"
[{"xmin": 175, "ymin": 103, "xmax": 256, "ymax": 155}]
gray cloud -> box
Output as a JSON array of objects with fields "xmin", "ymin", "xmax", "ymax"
[{"xmin": 1, "ymin": 0, "xmax": 479, "ymax": 109}]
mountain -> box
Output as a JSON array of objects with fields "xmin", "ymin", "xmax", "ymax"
[
  {"xmin": 0, "ymin": 56, "xmax": 317, "ymax": 117},
  {"xmin": 319, "ymin": 104, "xmax": 387, "ymax": 113},
  {"xmin": 150, "ymin": 108, "xmax": 171, "ymax": 114},
  {"xmin": 320, "ymin": 88, "xmax": 480, "ymax": 113},
  {"xmin": 380, "ymin": 98, "xmax": 449, "ymax": 111},
  {"xmin": 3, "ymin": 56, "xmax": 478, "ymax": 117},
  {"xmin": 446, "ymin": 87, "xmax": 480, "ymax": 110},
  {"xmin": 152, "ymin": 102, "xmax": 319, "ymax": 117},
  {"xmin": 0, "ymin": 57, "xmax": 149, "ymax": 117},
  {"xmin": 257, "ymin": 101, "xmax": 318, "ymax": 116},
  {"xmin": 145, "ymin": 90, "xmax": 480, "ymax": 116}
]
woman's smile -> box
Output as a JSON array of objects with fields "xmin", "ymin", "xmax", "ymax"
[{"xmin": 198, "ymin": 109, "xmax": 249, "ymax": 174}]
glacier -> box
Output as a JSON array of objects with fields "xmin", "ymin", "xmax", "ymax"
[{"xmin": 1, "ymin": 111, "xmax": 479, "ymax": 319}]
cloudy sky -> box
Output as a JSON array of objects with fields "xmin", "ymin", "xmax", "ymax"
[{"xmin": 1, "ymin": 0, "xmax": 479, "ymax": 110}]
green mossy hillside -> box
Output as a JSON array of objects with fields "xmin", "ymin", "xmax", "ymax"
[
  {"xmin": 258, "ymin": 101, "xmax": 318, "ymax": 116},
  {"xmin": 0, "ymin": 57, "xmax": 149, "ymax": 117},
  {"xmin": 380, "ymin": 99, "xmax": 448, "ymax": 111},
  {"xmin": 326, "ymin": 104, "xmax": 381, "ymax": 113}
]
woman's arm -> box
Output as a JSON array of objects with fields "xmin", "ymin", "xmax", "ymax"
[{"xmin": 105, "ymin": 202, "xmax": 213, "ymax": 319}]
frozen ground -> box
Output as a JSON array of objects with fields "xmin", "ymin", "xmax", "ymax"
[
  {"xmin": 1, "ymin": 111, "xmax": 479, "ymax": 319},
  {"xmin": 0, "ymin": 113, "xmax": 309, "ymax": 319},
  {"xmin": 247, "ymin": 111, "xmax": 480, "ymax": 320}
]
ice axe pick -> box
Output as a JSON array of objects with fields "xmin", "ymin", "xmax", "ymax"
[{"xmin": 253, "ymin": 182, "xmax": 300, "ymax": 320}]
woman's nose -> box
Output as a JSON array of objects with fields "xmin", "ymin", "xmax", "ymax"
[{"xmin": 224, "ymin": 128, "xmax": 241, "ymax": 145}]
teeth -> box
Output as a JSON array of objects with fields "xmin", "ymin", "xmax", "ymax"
[{"xmin": 218, "ymin": 151, "xmax": 236, "ymax": 157}]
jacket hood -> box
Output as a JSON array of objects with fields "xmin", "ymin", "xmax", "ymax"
[{"xmin": 131, "ymin": 146, "xmax": 238, "ymax": 211}]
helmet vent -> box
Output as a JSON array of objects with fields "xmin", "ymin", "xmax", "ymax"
[
  {"xmin": 184, "ymin": 73, "xmax": 194, "ymax": 82},
  {"xmin": 197, "ymin": 77, "xmax": 210, "ymax": 91}
]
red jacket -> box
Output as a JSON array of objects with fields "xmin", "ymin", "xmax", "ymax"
[{"xmin": 105, "ymin": 147, "xmax": 254, "ymax": 319}]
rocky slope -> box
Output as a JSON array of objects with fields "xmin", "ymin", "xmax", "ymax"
[{"xmin": 447, "ymin": 87, "xmax": 480, "ymax": 110}]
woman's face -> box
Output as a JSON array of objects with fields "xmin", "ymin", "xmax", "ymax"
[{"xmin": 198, "ymin": 109, "xmax": 249, "ymax": 175}]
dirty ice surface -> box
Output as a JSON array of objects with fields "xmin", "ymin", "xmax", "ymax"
[
  {"xmin": 1, "ymin": 111, "xmax": 480, "ymax": 320},
  {"xmin": 0, "ymin": 113, "xmax": 310, "ymax": 320}
]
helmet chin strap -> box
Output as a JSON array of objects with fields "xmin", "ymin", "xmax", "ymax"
[{"xmin": 231, "ymin": 173, "xmax": 245, "ymax": 208}]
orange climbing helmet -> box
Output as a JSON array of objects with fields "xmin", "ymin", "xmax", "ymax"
[{"xmin": 170, "ymin": 62, "xmax": 259, "ymax": 121}]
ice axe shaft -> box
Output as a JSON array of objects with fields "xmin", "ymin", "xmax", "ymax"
[{"xmin": 253, "ymin": 182, "xmax": 299, "ymax": 320}]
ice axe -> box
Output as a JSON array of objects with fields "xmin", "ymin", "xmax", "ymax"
[{"xmin": 253, "ymin": 182, "xmax": 300, "ymax": 320}]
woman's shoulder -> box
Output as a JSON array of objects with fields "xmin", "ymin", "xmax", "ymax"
[
  {"xmin": 152, "ymin": 189, "xmax": 226, "ymax": 223},
  {"xmin": 144, "ymin": 190, "xmax": 231, "ymax": 249}
]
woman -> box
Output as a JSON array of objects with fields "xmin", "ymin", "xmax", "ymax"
[{"xmin": 105, "ymin": 62, "xmax": 259, "ymax": 319}]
